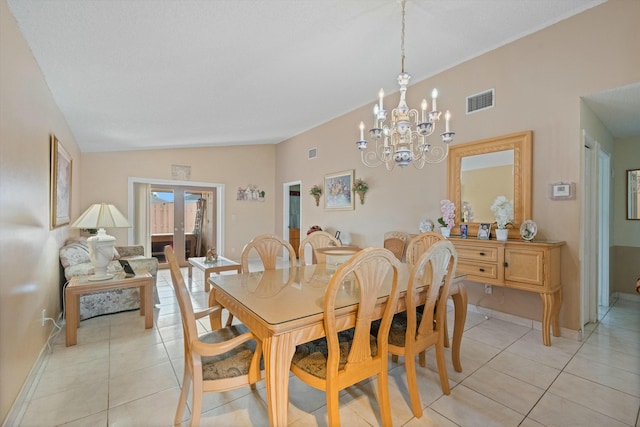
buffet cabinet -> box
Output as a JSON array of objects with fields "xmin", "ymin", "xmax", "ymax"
[{"xmin": 448, "ymin": 237, "xmax": 565, "ymax": 346}]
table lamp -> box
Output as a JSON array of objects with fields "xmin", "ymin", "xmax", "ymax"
[{"xmin": 71, "ymin": 203, "xmax": 131, "ymax": 281}]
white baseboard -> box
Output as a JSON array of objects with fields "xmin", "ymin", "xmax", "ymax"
[
  {"xmin": 2, "ymin": 345, "xmax": 51, "ymax": 427},
  {"xmin": 614, "ymin": 291, "xmax": 640, "ymax": 302}
]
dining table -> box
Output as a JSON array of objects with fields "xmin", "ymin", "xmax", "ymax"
[{"xmin": 209, "ymin": 263, "xmax": 467, "ymax": 427}]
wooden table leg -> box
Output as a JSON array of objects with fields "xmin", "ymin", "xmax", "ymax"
[
  {"xmin": 204, "ymin": 268, "xmax": 212, "ymax": 292},
  {"xmin": 450, "ymin": 283, "xmax": 467, "ymax": 373},
  {"xmin": 65, "ymin": 289, "xmax": 79, "ymax": 346},
  {"xmin": 263, "ymin": 334, "xmax": 296, "ymax": 427},
  {"xmin": 142, "ymin": 280, "xmax": 153, "ymax": 329}
]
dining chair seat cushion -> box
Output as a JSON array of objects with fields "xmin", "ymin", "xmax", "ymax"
[
  {"xmin": 291, "ymin": 329, "xmax": 378, "ymax": 379},
  {"xmin": 200, "ymin": 325, "xmax": 259, "ymax": 381},
  {"xmin": 371, "ymin": 310, "xmax": 427, "ymax": 347}
]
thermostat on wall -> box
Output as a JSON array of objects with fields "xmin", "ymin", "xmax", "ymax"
[{"xmin": 549, "ymin": 182, "xmax": 576, "ymax": 200}]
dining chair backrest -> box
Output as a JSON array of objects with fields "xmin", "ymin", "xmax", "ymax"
[
  {"xmin": 383, "ymin": 231, "xmax": 409, "ymax": 261},
  {"xmin": 290, "ymin": 247, "xmax": 401, "ymax": 426},
  {"xmin": 164, "ymin": 245, "xmax": 262, "ymax": 426},
  {"xmin": 405, "ymin": 231, "xmax": 446, "ymax": 266},
  {"xmin": 298, "ymin": 230, "xmax": 341, "ymax": 266},
  {"xmin": 241, "ymin": 234, "xmax": 297, "ymax": 273},
  {"xmin": 389, "ymin": 239, "xmax": 458, "ymax": 417}
]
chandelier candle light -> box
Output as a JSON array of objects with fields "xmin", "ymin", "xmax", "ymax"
[{"xmin": 356, "ymin": 0, "xmax": 454, "ymax": 170}]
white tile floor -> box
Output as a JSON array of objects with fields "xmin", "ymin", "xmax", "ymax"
[{"xmin": 18, "ymin": 267, "xmax": 640, "ymax": 426}]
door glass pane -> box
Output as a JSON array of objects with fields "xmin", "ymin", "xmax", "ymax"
[
  {"xmin": 184, "ymin": 192, "xmax": 202, "ymax": 259},
  {"xmin": 151, "ymin": 190, "xmax": 174, "ymax": 263}
]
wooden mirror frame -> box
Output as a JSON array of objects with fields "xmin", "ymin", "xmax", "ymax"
[{"xmin": 447, "ymin": 131, "xmax": 533, "ymax": 239}]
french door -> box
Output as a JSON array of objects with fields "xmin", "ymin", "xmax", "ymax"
[{"xmin": 150, "ymin": 185, "xmax": 216, "ymax": 267}]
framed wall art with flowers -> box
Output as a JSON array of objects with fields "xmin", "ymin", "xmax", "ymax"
[
  {"xmin": 324, "ymin": 170, "xmax": 354, "ymax": 210},
  {"xmin": 50, "ymin": 134, "xmax": 72, "ymax": 229}
]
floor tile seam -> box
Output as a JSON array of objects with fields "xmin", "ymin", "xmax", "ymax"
[
  {"xmin": 542, "ymin": 388, "xmax": 638, "ymax": 426},
  {"xmin": 571, "ymin": 350, "xmax": 640, "ymax": 378},
  {"xmin": 457, "ymin": 362, "xmax": 550, "ymax": 418},
  {"xmin": 593, "ymin": 321, "xmax": 640, "ymax": 336},
  {"xmin": 434, "ymin": 383, "xmax": 528, "ymax": 424},
  {"xmin": 414, "ymin": 406, "xmax": 461, "ymax": 427},
  {"xmin": 501, "ymin": 343, "xmax": 582, "ymax": 372},
  {"xmin": 467, "ymin": 363, "xmax": 548, "ymax": 393},
  {"xmin": 555, "ymin": 371, "xmax": 640, "ymax": 403},
  {"xmin": 575, "ymin": 344, "xmax": 640, "ymax": 373}
]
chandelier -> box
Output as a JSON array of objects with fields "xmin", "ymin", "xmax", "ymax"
[{"xmin": 356, "ymin": 0, "xmax": 454, "ymax": 170}]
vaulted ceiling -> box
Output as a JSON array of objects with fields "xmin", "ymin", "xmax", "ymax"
[{"xmin": 9, "ymin": 0, "xmax": 635, "ymax": 153}]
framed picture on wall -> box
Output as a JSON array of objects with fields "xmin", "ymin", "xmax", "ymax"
[
  {"xmin": 50, "ymin": 134, "xmax": 72, "ymax": 229},
  {"xmin": 324, "ymin": 170, "xmax": 354, "ymax": 210}
]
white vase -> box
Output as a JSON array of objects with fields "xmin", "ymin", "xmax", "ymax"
[
  {"xmin": 440, "ymin": 227, "xmax": 451, "ymax": 238},
  {"xmin": 496, "ymin": 228, "xmax": 509, "ymax": 241}
]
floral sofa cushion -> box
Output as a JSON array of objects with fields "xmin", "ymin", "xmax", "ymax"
[{"xmin": 60, "ymin": 237, "xmax": 159, "ymax": 320}]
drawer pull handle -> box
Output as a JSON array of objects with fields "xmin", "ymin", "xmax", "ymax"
[
  {"xmin": 504, "ymin": 262, "xmax": 509, "ymax": 267},
  {"xmin": 479, "ymin": 252, "xmax": 486, "ymax": 256},
  {"xmin": 479, "ymin": 268, "xmax": 485, "ymax": 272}
]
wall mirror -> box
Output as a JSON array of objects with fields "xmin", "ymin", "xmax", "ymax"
[
  {"xmin": 447, "ymin": 131, "xmax": 532, "ymax": 238},
  {"xmin": 628, "ymin": 169, "xmax": 640, "ymax": 220}
]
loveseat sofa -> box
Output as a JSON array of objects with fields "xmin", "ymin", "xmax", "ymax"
[{"xmin": 59, "ymin": 237, "xmax": 159, "ymax": 320}]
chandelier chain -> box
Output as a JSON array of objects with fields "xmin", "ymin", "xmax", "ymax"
[{"xmin": 401, "ymin": 0, "xmax": 406, "ymax": 73}]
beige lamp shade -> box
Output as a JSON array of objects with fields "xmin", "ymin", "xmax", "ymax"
[
  {"xmin": 71, "ymin": 203, "xmax": 130, "ymax": 281},
  {"xmin": 71, "ymin": 203, "xmax": 130, "ymax": 229}
]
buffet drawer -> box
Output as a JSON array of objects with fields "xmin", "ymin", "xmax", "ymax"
[
  {"xmin": 456, "ymin": 260, "xmax": 499, "ymax": 281},
  {"xmin": 455, "ymin": 245, "xmax": 499, "ymax": 263}
]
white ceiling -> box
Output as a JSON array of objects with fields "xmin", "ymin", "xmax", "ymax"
[{"xmin": 8, "ymin": 0, "xmax": 636, "ymax": 153}]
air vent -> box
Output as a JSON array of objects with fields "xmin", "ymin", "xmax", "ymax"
[
  {"xmin": 466, "ymin": 89, "xmax": 495, "ymax": 114},
  {"xmin": 308, "ymin": 147, "xmax": 317, "ymax": 160}
]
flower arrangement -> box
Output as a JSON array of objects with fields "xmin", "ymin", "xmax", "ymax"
[
  {"xmin": 352, "ymin": 178, "xmax": 368, "ymax": 204},
  {"xmin": 352, "ymin": 179, "xmax": 368, "ymax": 193},
  {"xmin": 437, "ymin": 199, "xmax": 456, "ymax": 230},
  {"xmin": 309, "ymin": 185, "xmax": 322, "ymax": 196},
  {"xmin": 490, "ymin": 195, "xmax": 514, "ymax": 229}
]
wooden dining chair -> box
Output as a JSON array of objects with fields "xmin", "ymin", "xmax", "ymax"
[
  {"xmin": 405, "ymin": 231, "xmax": 445, "ymax": 266},
  {"xmin": 164, "ymin": 246, "xmax": 262, "ymax": 427},
  {"xmin": 240, "ymin": 234, "xmax": 297, "ymax": 273},
  {"xmin": 404, "ymin": 231, "xmax": 452, "ymax": 348},
  {"xmin": 383, "ymin": 231, "xmax": 410, "ymax": 261},
  {"xmin": 290, "ymin": 247, "xmax": 402, "ymax": 427},
  {"xmin": 388, "ymin": 240, "xmax": 458, "ymax": 418},
  {"xmin": 299, "ymin": 230, "xmax": 341, "ymax": 266}
]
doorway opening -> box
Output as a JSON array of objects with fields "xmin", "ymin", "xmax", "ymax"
[
  {"xmin": 283, "ymin": 181, "xmax": 302, "ymax": 258},
  {"xmin": 128, "ymin": 178, "xmax": 224, "ymax": 268},
  {"xmin": 150, "ymin": 186, "xmax": 216, "ymax": 266}
]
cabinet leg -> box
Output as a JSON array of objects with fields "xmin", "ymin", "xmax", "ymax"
[
  {"xmin": 551, "ymin": 289, "xmax": 562, "ymax": 337},
  {"xmin": 540, "ymin": 291, "xmax": 560, "ymax": 346}
]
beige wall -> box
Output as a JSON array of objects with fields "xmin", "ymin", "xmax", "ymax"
[
  {"xmin": 0, "ymin": 0, "xmax": 81, "ymax": 419},
  {"xmin": 2, "ymin": 0, "xmax": 639, "ymax": 422},
  {"xmin": 276, "ymin": 0, "xmax": 640, "ymax": 331},
  {"xmin": 80, "ymin": 145, "xmax": 276, "ymax": 259}
]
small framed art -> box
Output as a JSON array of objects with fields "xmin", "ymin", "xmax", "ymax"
[
  {"xmin": 460, "ymin": 224, "xmax": 468, "ymax": 238},
  {"xmin": 477, "ymin": 223, "xmax": 491, "ymax": 240},
  {"xmin": 324, "ymin": 170, "xmax": 354, "ymax": 210},
  {"xmin": 50, "ymin": 134, "xmax": 72, "ymax": 229}
]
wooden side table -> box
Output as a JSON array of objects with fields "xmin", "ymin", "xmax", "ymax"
[
  {"xmin": 188, "ymin": 256, "xmax": 241, "ymax": 292},
  {"xmin": 65, "ymin": 270, "xmax": 153, "ymax": 346}
]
